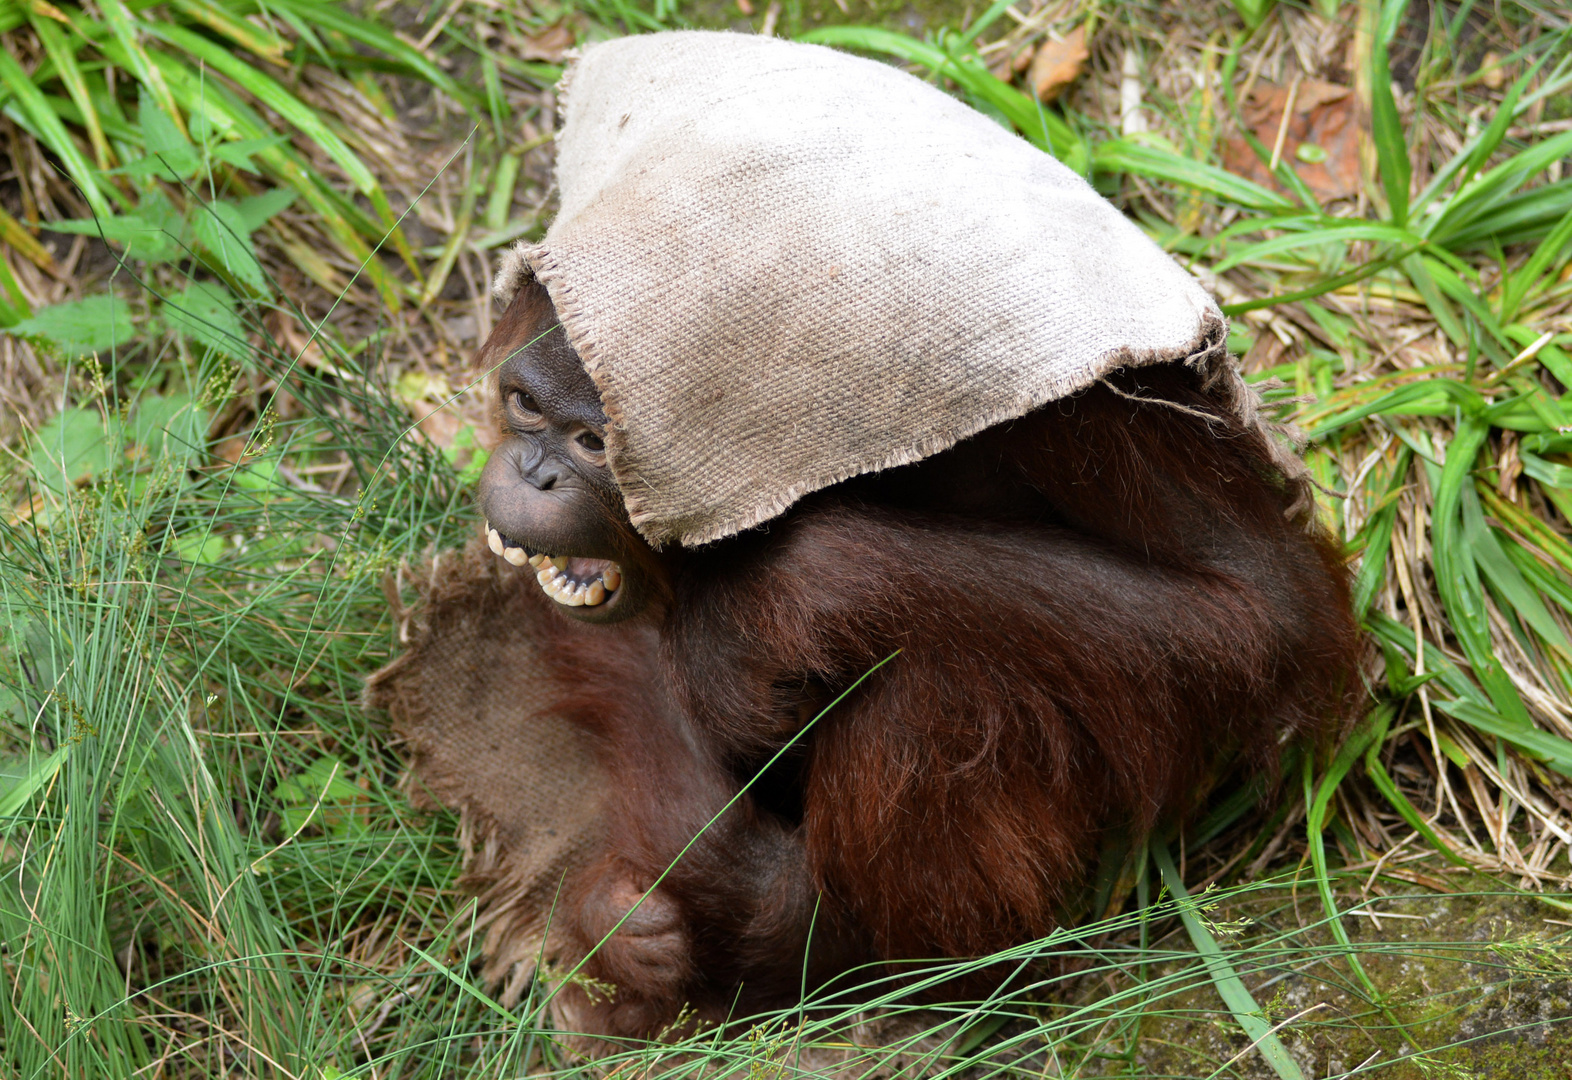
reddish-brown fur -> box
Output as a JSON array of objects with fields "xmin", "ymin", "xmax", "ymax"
[{"xmin": 478, "ymin": 290, "xmax": 1360, "ymax": 1043}]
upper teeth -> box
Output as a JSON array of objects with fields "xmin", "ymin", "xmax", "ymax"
[{"xmin": 486, "ymin": 524, "xmax": 620, "ymax": 608}]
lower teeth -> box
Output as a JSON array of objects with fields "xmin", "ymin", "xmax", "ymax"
[
  {"xmin": 485, "ymin": 525, "xmax": 619, "ymax": 607},
  {"xmin": 536, "ymin": 563, "xmax": 617, "ymax": 607}
]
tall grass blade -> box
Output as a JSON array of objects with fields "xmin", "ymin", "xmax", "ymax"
[
  {"xmin": 1437, "ymin": 700, "xmax": 1572, "ymax": 777},
  {"xmin": 147, "ymin": 20, "xmax": 420, "ymax": 285},
  {"xmin": 1350, "ymin": 447, "xmax": 1411, "ymax": 617},
  {"xmin": 1220, "ymin": 247, "xmax": 1418, "ymax": 316},
  {"xmin": 145, "ymin": 23, "xmax": 379, "ymax": 199},
  {"xmin": 0, "ymin": 49, "xmax": 114, "ymax": 218},
  {"xmin": 1302, "ymin": 710, "xmax": 1418, "ymax": 1048},
  {"xmin": 99, "ymin": 0, "xmax": 186, "ymax": 137},
  {"xmin": 30, "ymin": 14, "xmax": 112, "ymax": 169},
  {"xmin": 1500, "ymin": 205, "xmax": 1572, "ymax": 322},
  {"xmin": 1430, "ymin": 130, "xmax": 1572, "ymax": 244},
  {"xmin": 1230, "ymin": 0, "xmax": 1276, "ymax": 29},
  {"xmin": 958, "ymin": 0, "xmax": 1017, "ymax": 45},
  {"xmin": 1429, "ymin": 419, "xmax": 1534, "ymax": 727},
  {"xmin": 1094, "ymin": 139, "xmax": 1294, "ymax": 213},
  {"xmin": 1361, "ymin": 740, "xmax": 1471, "ymax": 866},
  {"xmin": 1368, "ymin": 0, "xmax": 1412, "ymax": 226},
  {"xmin": 267, "ymin": 0, "xmax": 478, "ymax": 106},
  {"xmin": 1150, "ymin": 840, "xmax": 1306, "ymax": 1080},
  {"xmin": 1459, "ymin": 484, "xmax": 1572, "ymax": 655},
  {"xmin": 169, "ymin": 0, "xmax": 290, "ymax": 65},
  {"xmin": 0, "ymin": 744, "xmax": 68, "ymax": 818},
  {"xmin": 1210, "ymin": 222, "xmax": 1418, "ymax": 273},
  {"xmin": 0, "ymin": 245, "xmax": 31, "ymax": 323}
]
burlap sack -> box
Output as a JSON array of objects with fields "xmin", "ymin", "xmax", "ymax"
[
  {"xmin": 365, "ymin": 541, "xmax": 607, "ymax": 1005},
  {"xmin": 495, "ymin": 30, "xmax": 1255, "ymax": 548}
]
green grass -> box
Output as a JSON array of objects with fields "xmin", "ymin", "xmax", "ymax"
[
  {"xmin": 2, "ymin": 0, "xmax": 1572, "ymax": 1076},
  {"xmin": 1, "ymin": 311, "xmax": 480, "ymax": 1075}
]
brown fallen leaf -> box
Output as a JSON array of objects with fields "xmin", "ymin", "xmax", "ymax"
[
  {"xmin": 1220, "ymin": 77, "xmax": 1361, "ymax": 203},
  {"xmin": 520, "ymin": 21, "xmax": 574, "ymax": 63},
  {"xmin": 1028, "ymin": 25, "xmax": 1089, "ymax": 103}
]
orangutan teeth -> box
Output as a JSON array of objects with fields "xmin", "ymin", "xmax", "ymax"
[
  {"xmin": 487, "ymin": 524, "xmax": 539, "ymax": 568},
  {"xmin": 496, "ymin": 534, "xmax": 624, "ymax": 609},
  {"xmin": 535, "ymin": 568, "xmax": 587, "ymax": 607},
  {"xmin": 518, "ymin": 555, "xmax": 625, "ymax": 608}
]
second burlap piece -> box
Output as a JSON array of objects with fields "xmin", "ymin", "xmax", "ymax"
[
  {"xmin": 497, "ymin": 30, "xmax": 1248, "ymax": 548},
  {"xmin": 366, "ymin": 543, "xmax": 608, "ymax": 1006}
]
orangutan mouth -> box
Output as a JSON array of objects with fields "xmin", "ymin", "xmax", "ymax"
[{"xmin": 486, "ymin": 524, "xmax": 622, "ymax": 607}]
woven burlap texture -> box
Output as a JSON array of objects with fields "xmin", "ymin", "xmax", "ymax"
[
  {"xmin": 365, "ymin": 541, "xmax": 608, "ymax": 1006},
  {"xmin": 494, "ymin": 30, "xmax": 1239, "ymax": 548}
]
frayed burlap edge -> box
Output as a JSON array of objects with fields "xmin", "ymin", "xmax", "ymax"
[
  {"xmin": 493, "ymin": 247, "xmax": 1314, "ymax": 543},
  {"xmin": 365, "ymin": 538, "xmax": 608, "ymax": 1007}
]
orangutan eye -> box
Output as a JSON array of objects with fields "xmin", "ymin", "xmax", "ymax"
[
  {"xmin": 577, "ymin": 431, "xmax": 605, "ymax": 453},
  {"xmin": 509, "ymin": 389, "xmax": 540, "ymax": 416}
]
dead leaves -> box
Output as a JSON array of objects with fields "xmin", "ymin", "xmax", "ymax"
[
  {"xmin": 1028, "ymin": 26, "xmax": 1089, "ymax": 103},
  {"xmin": 1221, "ymin": 77, "xmax": 1362, "ymax": 203},
  {"xmin": 519, "ymin": 21, "xmax": 574, "ymax": 63},
  {"xmin": 986, "ymin": 22, "xmax": 1090, "ymax": 104}
]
